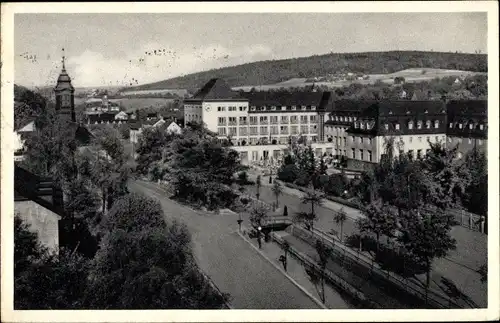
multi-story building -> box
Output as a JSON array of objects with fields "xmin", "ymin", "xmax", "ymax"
[
  {"xmin": 445, "ymin": 100, "xmax": 487, "ymax": 159},
  {"xmin": 184, "ymin": 78, "xmax": 487, "ymax": 169},
  {"xmin": 184, "ymin": 79, "xmax": 332, "ymax": 164}
]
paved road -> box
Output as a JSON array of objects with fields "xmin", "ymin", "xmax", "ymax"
[
  {"xmin": 245, "ymin": 173, "xmax": 487, "ymax": 307},
  {"xmin": 129, "ymin": 180, "xmax": 321, "ymax": 309}
]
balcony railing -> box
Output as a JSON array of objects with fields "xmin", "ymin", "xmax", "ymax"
[
  {"xmin": 229, "ymin": 121, "xmax": 237, "ymax": 126},
  {"xmin": 260, "ymin": 120, "xmax": 269, "ymax": 125}
]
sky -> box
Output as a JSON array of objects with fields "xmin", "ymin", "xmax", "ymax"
[{"xmin": 14, "ymin": 12, "xmax": 487, "ymax": 88}]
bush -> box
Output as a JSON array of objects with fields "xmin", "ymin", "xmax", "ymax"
[
  {"xmin": 237, "ymin": 171, "xmax": 249, "ymax": 184},
  {"xmin": 277, "ymin": 164, "xmax": 299, "ymax": 183}
]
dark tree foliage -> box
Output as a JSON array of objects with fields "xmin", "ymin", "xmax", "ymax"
[{"xmin": 125, "ymin": 51, "xmax": 486, "ymax": 91}]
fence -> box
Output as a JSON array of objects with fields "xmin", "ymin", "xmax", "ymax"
[
  {"xmin": 271, "ymin": 231, "xmax": 380, "ymax": 309},
  {"xmin": 286, "ymin": 225, "xmax": 464, "ymax": 309}
]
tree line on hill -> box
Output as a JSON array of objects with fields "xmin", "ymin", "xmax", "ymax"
[
  {"xmin": 127, "ymin": 51, "xmax": 487, "ymax": 92},
  {"xmin": 15, "ymin": 107, "xmax": 229, "ymax": 309},
  {"xmin": 243, "ymin": 74, "xmax": 487, "ymax": 101}
]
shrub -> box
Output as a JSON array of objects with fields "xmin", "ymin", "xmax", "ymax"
[{"xmin": 277, "ymin": 164, "xmax": 299, "ymax": 183}]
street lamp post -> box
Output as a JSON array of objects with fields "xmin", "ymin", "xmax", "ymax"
[{"xmin": 257, "ymin": 226, "xmax": 262, "ymax": 249}]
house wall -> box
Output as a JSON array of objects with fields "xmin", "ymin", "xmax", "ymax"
[
  {"xmin": 15, "ymin": 200, "xmax": 60, "ymax": 254},
  {"xmin": 446, "ymin": 136, "xmax": 487, "ymax": 158}
]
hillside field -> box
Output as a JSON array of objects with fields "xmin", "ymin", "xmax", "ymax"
[{"xmin": 232, "ymin": 68, "xmax": 487, "ymax": 91}]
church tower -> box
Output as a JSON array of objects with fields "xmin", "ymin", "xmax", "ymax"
[{"xmin": 54, "ymin": 48, "xmax": 75, "ymax": 122}]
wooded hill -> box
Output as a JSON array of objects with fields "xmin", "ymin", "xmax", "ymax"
[{"xmin": 126, "ymin": 51, "xmax": 487, "ymax": 92}]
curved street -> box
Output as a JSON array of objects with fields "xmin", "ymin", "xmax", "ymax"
[{"xmin": 129, "ymin": 180, "xmax": 323, "ymax": 309}]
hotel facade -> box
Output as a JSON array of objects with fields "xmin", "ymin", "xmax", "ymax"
[{"xmin": 184, "ymin": 78, "xmax": 487, "ymax": 169}]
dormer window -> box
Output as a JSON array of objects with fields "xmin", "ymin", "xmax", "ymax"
[
  {"xmin": 360, "ymin": 122, "xmax": 365, "ymax": 129},
  {"xmin": 271, "ymin": 106, "xmax": 276, "ymax": 111},
  {"xmin": 311, "ymin": 106, "xmax": 316, "ymax": 110},
  {"xmin": 291, "ymin": 106, "xmax": 297, "ymax": 111},
  {"xmin": 281, "ymin": 106, "xmax": 286, "ymax": 111},
  {"xmin": 424, "ymin": 110, "xmax": 428, "ymax": 114},
  {"xmin": 395, "ymin": 123, "xmax": 400, "ymax": 130},
  {"xmin": 417, "ymin": 121, "xmax": 423, "ymax": 129},
  {"xmin": 458, "ymin": 123, "xmax": 463, "ymax": 129},
  {"xmin": 354, "ymin": 122, "xmax": 359, "ymax": 129},
  {"xmin": 389, "ymin": 110, "xmax": 393, "ymax": 115},
  {"xmin": 250, "ymin": 106, "xmax": 256, "ymax": 111},
  {"xmin": 301, "ymin": 106, "xmax": 307, "ymax": 111},
  {"xmin": 434, "ymin": 120, "xmax": 440, "ymax": 128},
  {"xmin": 469, "ymin": 123, "xmax": 474, "ymax": 130},
  {"xmin": 426, "ymin": 120, "xmax": 431, "ymax": 129},
  {"xmin": 408, "ymin": 121, "xmax": 414, "ymax": 130},
  {"xmin": 384, "ymin": 124, "xmax": 389, "ymax": 130},
  {"xmin": 479, "ymin": 124, "xmax": 484, "ymax": 130},
  {"xmin": 406, "ymin": 111, "xmax": 410, "ymax": 114},
  {"xmin": 449, "ymin": 122, "xmax": 453, "ymax": 128}
]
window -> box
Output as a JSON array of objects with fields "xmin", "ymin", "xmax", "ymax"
[
  {"xmin": 418, "ymin": 136, "xmax": 422, "ymax": 142},
  {"xmin": 250, "ymin": 106, "xmax": 256, "ymax": 111},
  {"xmin": 424, "ymin": 110, "xmax": 428, "ymax": 114},
  {"xmin": 417, "ymin": 121, "xmax": 423, "ymax": 129},
  {"xmin": 239, "ymin": 127, "xmax": 248, "ymax": 136},
  {"xmin": 367, "ymin": 138, "xmax": 372, "ymax": 145},
  {"xmin": 310, "ymin": 115, "xmax": 317, "ymax": 123},
  {"xmin": 229, "ymin": 127, "xmax": 237, "ymax": 136},
  {"xmin": 360, "ymin": 149, "xmax": 364, "ymax": 161},
  {"xmin": 343, "ymin": 137, "xmax": 347, "ymax": 146},
  {"xmin": 281, "ymin": 116, "xmax": 289, "ymax": 123},
  {"xmin": 360, "ymin": 137, "xmax": 364, "ymax": 144},
  {"xmin": 351, "ymin": 136, "xmax": 355, "ymax": 143},
  {"xmin": 458, "ymin": 123, "xmax": 463, "ymax": 129},
  {"xmin": 417, "ymin": 149, "xmax": 423, "ymax": 159},
  {"xmin": 239, "ymin": 106, "xmax": 245, "ymax": 111},
  {"xmin": 291, "ymin": 125, "xmax": 299, "ymax": 135},
  {"xmin": 228, "ymin": 117, "xmax": 237, "ymax": 125},
  {"xmin": 260, "ymin": 116, "xmax": 268, "ymax": 124},
  {"xmin": 217, "ymin": 127, "xmax": 226, "ymax": 136},
  {"xmin": 291, "ymin": 106, "xmax": 297, "ymax": 110},
  {"xmin": 270, "ymin": 106, "xmax": 276, "ymax": 111},
  {"xmin": 218, "ymin": 117, "xmax": 226, "ymax": 126},
  {"xmin": 300, "ymin": 116, "xmax": 308, "ymax": 123},
  {"xmin": 217, "ymin": 107, "xmax": 222, "ymax": 112},
  {"xmin": 252, "ymin": 151, "xmax": 258, "ymax": 161},
  {"xmin": 408, "ymin": 121, "xmax": 414, "ymax": 130},
  {"xmin": 300, "ymin": 125, "xmax": 308, "ymax": 134},
  {"xmin": 388, "ymin": 110, "xmax": 393, "ymax": 115},
  {"xmin": 479, "ymin": 139, "xmax": 483, "ymax": 145},
  {"xmin": 435, "ymin": 136, "xmax": 439, "ymax": 142},
  {"xmin": 449, "ymin": 122, "xmax": 453, "ymax": 128},
  {"xmin": 354, "ymin": 122, "xmax": 359, "ymax": 129},
  {"xmin": 426, "ymin": 120, "xmax": 431, "ymax": 129},
  {"xmin": 239, "ymin": 116, "xmax": 248, "ymax": 125},
  {"xmin": 469, "ymin": 123, "xmax": 474, "ymax": 130},
  {"xmin": 311, "ymin": 106, "xmax": 316, "ymax": 110},
  {"xmin": 270, "ymin": 116, "xmax": 278, "ymax": 124},
  {"xmin": 250, "ymin": 127, "xmax": 258, "ymax": 135},
  {"xmin": 479, "ymin": 124, "xmax": 484, "ymax": 130},
  {"xmin": 301, "ymin": 106, "xmax": 307, "ymax": 111},
  {"xmin": 250, "ymin": 116, "xmax": 258, "ymax": 125},
  {"xmin": 290, "ymin": 116, "xmax": 298, "ymax": 124},
  {"xmin": 351, "ymin": 148, "xmax": 356, "ymax": 159},
  {"xmin": 384, "ymin": 124, "xmax": 389, "ymax": 130},
  {"xmin": 395, "ymin": 123, "xmax": 400, "ymax": 130},
  {"xmin": 408, "ymin": 150, "xmax": 414, "ymax": 160},
  {"xmin": 280, "ymin": 126, "xmax": 289, "ymax": 135},
  {"xmin": 434, "ymin": 120, "xmax": 440, "ymax": 129},
  {"xmin": 368, "ymin": 150, "xmax": 372, "ymax": 162},
  {"xmin": 259, "ymin": 126, "xmax": 268, "ymax": 135},
  {"xmin": 360, "ymin": 122, "xmax": 365, "ymax": 130}
]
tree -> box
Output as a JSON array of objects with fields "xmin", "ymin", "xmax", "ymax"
[
  {"xmin": 14, "ymin": 215, "xmax": 90, "ymax": 309},
  {"xmin": 250, "ymin": 204, "xmax": 268, "ymax": 228},
  {"xmin": 271, "ymin": 181, "xmax": 283, "ymax": 208},
  {"xmin": 397, "ymin": 206, "xmax": 456, "ymax": 304},
  {"xmin": 315, "ymin": 239, "xmax": 333, "ymax": 304},
  {"xmin": 362, "ymin": 199, "xmax": 398, "ymax": 253},
  {"xmin": 334, "ymin": 208, "xmax": 347, "ymax": 242},
  {"xmin": 277, "ymin": 164, "xmax": 299, "ymax": 183},
  {"xmin": 300, "ymin": 190, "xmax": 324, "ymax": 231},
  {"xmin": 237, "ymin": 171, "xmax": 249, "ymax": 185},
  {"xmin": 478, "ymin": 264, "xmax": 487, "ymax": 284},
  {"xmin": 86, "ymin": 195, "xmax": 229, "ymax": 309}
]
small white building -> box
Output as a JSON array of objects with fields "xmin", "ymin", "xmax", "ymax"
[{"xmin": 166, "ymin": 121, "xmax": 182, "ymax": 135}]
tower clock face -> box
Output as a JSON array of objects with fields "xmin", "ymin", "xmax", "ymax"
[{"xmin": 205, "ymin": 105, "xmax": 211, "ymax": 112}]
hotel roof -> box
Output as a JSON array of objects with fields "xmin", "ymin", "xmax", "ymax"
[{"xmin": 187, "ymin": 78, "xmax": 245, "ymax": 102}]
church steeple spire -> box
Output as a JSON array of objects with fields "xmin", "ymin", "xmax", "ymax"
[
  {"xmin": 54, "ymin": 47, "xmax": 75, "ymax": 122},
  {"xmin": 62, "ymin": 47, "xmax": 66, "ymax": 71}
]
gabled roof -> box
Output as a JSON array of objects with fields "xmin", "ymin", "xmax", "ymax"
[
  {"xmin": 190, "ymin": 78, "xmax": 244, "ymax": 101},
  {"xmin": 15, "ymin": 119, "xmax": 36, "ymax": 132}
]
